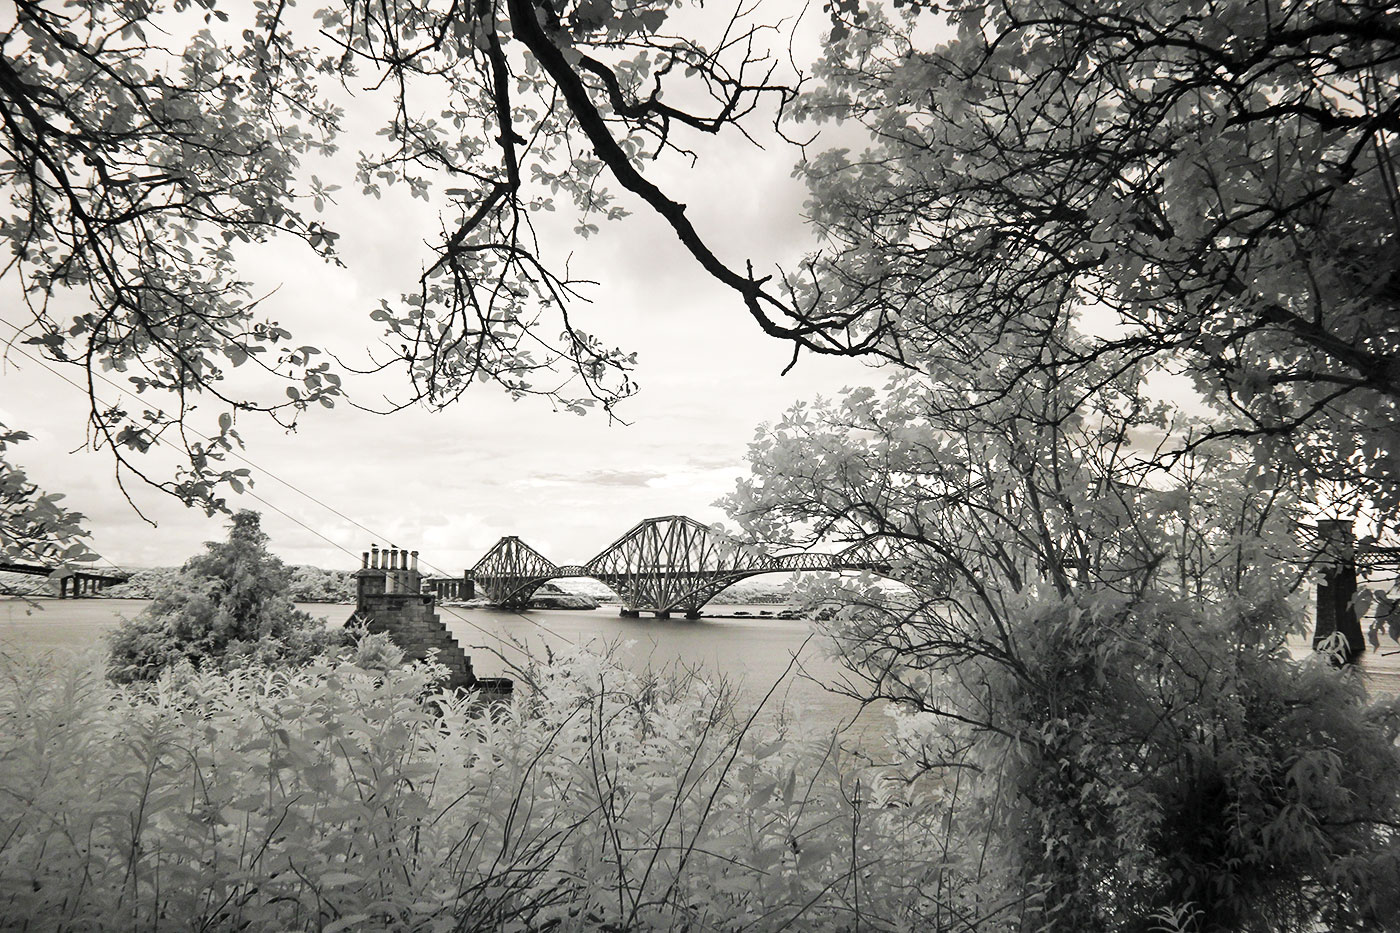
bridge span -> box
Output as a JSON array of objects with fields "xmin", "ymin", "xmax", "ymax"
[
  {"xmin": 460, "ymin": 515, "xmax": 891, "ymax": 618},
  {"xmin": 0, "ymin": 561, "xmax": 130, "ymax": 598}
]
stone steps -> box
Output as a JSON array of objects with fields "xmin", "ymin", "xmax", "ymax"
[{"xmin": 355, "ymin": 593, "xmax": 476, "ymax": 690}]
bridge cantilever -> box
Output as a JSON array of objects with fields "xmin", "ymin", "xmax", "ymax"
[{"xmin": 463, "ymin": 516, "xmax": 896, "ymax": 618}]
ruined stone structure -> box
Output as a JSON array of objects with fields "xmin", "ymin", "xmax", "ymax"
[{"xmin": 350, "ymin": 544, "xmax": 481, "ymax": 691}]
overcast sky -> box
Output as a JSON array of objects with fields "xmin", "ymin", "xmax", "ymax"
[{"xmin": 1, "ymin": 15, "xmax": 880, "ymax": 574}]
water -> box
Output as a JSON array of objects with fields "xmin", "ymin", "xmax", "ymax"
[
  {"xmin": 0, "ymin": 598, "xmax": 891, "ymax": 749},
  {"xmin": 436, "ymin": 603, "xmax": 889, "ymax": 743},
  {"xmin": 5, "ymin": 598, "xmax": 1395, "ymax": 751}
]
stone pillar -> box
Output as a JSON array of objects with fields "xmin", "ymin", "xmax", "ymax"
[
  {"xmin": 1314, "ymin": 519, "xmax": 1365, "ymax": 663},
  {"xmin": 620, "ymin": 608, "xmax": 639, "ymax": 618},
  {"xmin": 684, "ymin": 609, "xmax": 702, "ymax": 620}
]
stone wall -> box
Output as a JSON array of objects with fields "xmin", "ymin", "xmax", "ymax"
[{"xmin": 354, "ymin": 592, "xmax": 476, "ymax": 690}]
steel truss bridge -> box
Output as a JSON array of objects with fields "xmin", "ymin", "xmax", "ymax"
[{"xmin": 468, "ymin": 515, "xmax": 894, "ymax": 617}]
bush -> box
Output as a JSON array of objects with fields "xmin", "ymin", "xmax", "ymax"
[
  {"xmin": 0, "ymin": 644, "xmax": 979, "ymax": 932},
  {"xmin": 106, "ymin": 511, "xmax": 344, "ymax": 682}
]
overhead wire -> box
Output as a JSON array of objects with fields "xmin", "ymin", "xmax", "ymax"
[{"xmin": 0, "ymin": 320, "xmax": 584, "ymax": 649}]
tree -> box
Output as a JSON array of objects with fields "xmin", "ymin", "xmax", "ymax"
[
  {"xmin": 789, "ymin": 0, "xmax": 1400, "ymax": 517},
  {"xmin": 107, "ymin": 510, "xmax": 341, "ymax": 681},
  {"xmin": 716, "ymin": 3, "xmax": 1400, "ymax": 926},
  {"xmin": 0, "ymin": 0, "xmax": 875, "ymax": 558},
  {"xmin": 2, "ymin": 0, "xmax": 348, "ymax": 516},
  {"xmin": 724, "ymin": 359, "xmax": 1400, "ymax": 930},
  {"xmin": 0, "ymin": 422, "xmax": 94, "ymax": 565}
]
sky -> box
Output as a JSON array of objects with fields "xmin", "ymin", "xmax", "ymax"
[{"xmin": 0, "ymin": 4, "xmax": 880, "ymax": 575}]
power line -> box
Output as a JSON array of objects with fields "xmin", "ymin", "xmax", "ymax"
[
  {"xmin": 1, "ymin": 318, "xmax": 394, "ymax": 546},
  {"xmin": 1, "ymin": 320, "xmax": 584, "ymax": 647}
]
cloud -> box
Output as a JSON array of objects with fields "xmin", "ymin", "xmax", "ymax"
[{"xmin": 531, "ymin": 469, "xmax": 666, "ymax": 488}]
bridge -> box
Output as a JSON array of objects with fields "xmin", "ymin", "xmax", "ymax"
[
  {"xmin": 462, "ymin": 515, "xmax": 897, "ymax": 618},
  {"xmin": 0, "ymin": 561, "xmax": 130, "ymax": 598}
]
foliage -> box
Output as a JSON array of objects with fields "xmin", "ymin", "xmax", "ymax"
[
  {"xmin": 794, "ymin": 0, "xmax": 1400, "ymax": 517},
  {"xmin": 87, "ymin": 566, "xmax": 169, "ymax": 599},
  {"xmin": 0, "ymin": 0, "xmax": 874, "ymax": 535},
  {"xmin": 0, "ymin": 643, "xmax": 989, "ymax": 932},
  {"xmin": 106, "ymin": 511, "xmax": 344, "ymax": 681},
  {"xmin": 2, "ymin": 0, "xmax": 345, "ymax": 513},
  {"xmin": 287, "ymin": 563, "xmax": 356, "ymax": 602},
  {"xmin": 105, "ymin": 562, "xmax": 355, "ymax": 602},
  {"xmin": 0, "ymin": 423, "xmax": 94, "ymax": 565},
  {"xmin": 711, "ymin": 7, "xmax": 1400, "ymax": 924},
  {"xmin": 725, "ymin": 363, "xmax": 1400, "ymax": 931}
]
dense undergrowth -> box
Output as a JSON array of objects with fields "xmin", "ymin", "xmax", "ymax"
[
  {"xmin": 0, "ymin": 641, "xmax": 961, "ymax": 932},
  {"xmin": 5, "ymin": 623, "xmax": 1399, "ymax": 931}
]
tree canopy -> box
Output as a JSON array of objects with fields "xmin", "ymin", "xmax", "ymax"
[
  {"xmin": 0, "ymin": 0, "xmax": 867, "ymax": 537},
  {"xmin": 793, "ymin": 0, "xmax": 1400, "ymax": 516},
  {"xmin": 5, "ymin": 0, "xmax": 1399, "ymax": 544},
  {"xmin": 721, "ymin": 1, "xmax": 1400, "ymax": 926}
]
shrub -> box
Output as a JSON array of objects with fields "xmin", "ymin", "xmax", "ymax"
[
  {"xmin": 106, "ymin": 511, "xmax": 345, "ymax": 682},
  {"xmin": 0, "ymin": 645, "xmax": 975, "ymax": 932}
]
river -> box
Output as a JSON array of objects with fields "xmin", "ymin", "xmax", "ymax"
[
  {"xmin": 0, "ymin": 598, "xmax": 892, "ymax": 749},
  {"xmin": 4, "ymin": 598, "xmax": 1397, "ymax": 751}
]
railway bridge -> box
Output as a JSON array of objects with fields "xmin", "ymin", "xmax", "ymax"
[{"xmin": 454, "ymin": 515, "xmax": 898, "ymax": 618}]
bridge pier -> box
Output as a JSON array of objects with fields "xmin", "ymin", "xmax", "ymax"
[
  {"xmin": 1314, "ymin": 519, "xmax": 1365, "ymax": 663},
  {"xmin": 654, "ymin": 610, "xmax": 671, "ymax": 619},
  {"xmin": 0, "ymin": 562, "xmax": 128, "ymax": 597},
  {"xmin": 684, "ymin": 609, "xmax": 702, "ymax": 620},
  {"xmin": 619, "ymin": 608, "xmax": 639, "ymax": 618}
]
